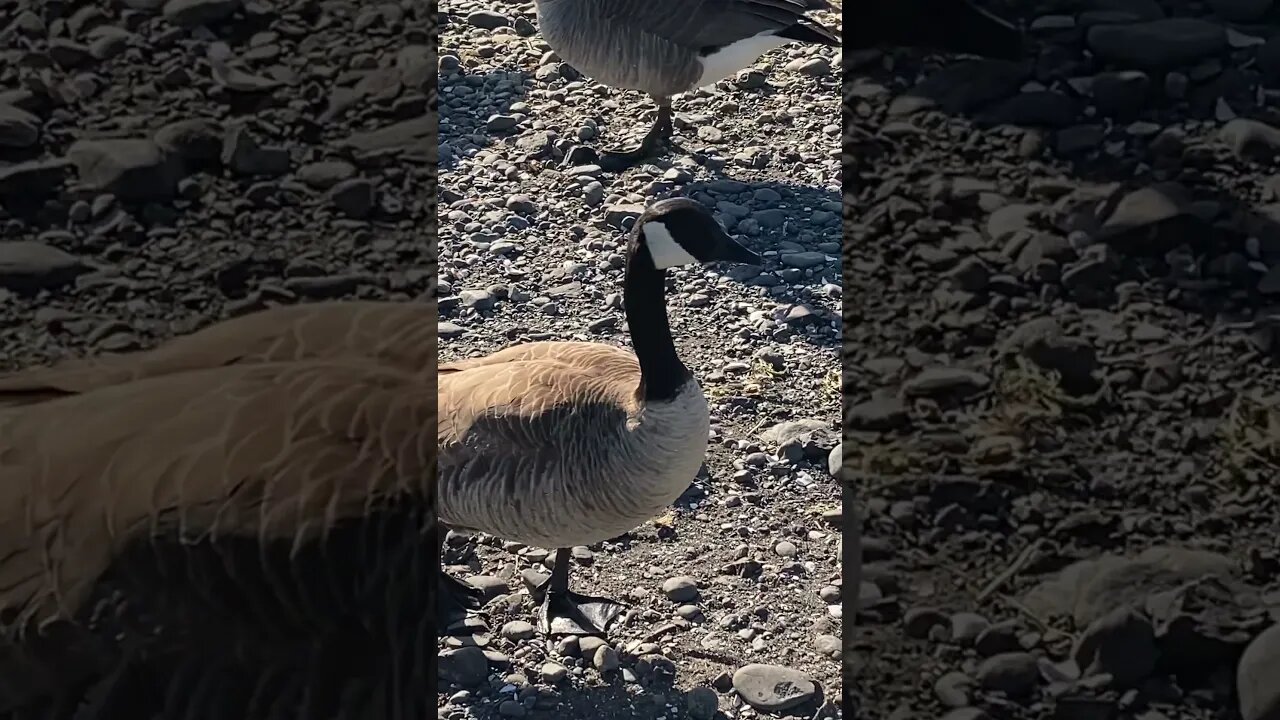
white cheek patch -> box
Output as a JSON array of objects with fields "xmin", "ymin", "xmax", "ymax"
[
  {"xmin": 643, "ymin": 221, "xmax": 699, "ymax": 269},
  {"xmin": 695, "ymin": 33, "xmax": 792, "ymax": 89}
]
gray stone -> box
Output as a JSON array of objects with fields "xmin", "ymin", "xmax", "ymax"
[
  {"xmin": 902, "ymin": 367, "xmax": 990, "ymax": 397},
  {"xmin": 0, "ymin": 159, "xmax": 72, "ymax": 197},
  {"xmin": 732, "ymin": 663, "xmax": 817, "ymax": 712},
  {"xmin": 934, "ymin": 671, "xmax": 973, "ymax": 707},
  {"xmin": 500, "ymin": 620, "xmax": 536, "ymax": 641},
  {"xmin": 1087, "ymin": 18, "xmax": 1227, "ymax": 70},
  {"xmin": 685, "ymin": 687, "xmax": 720, "ymax": 720},
  {"xmin": 1208, "ymin": 0, "xmax": 1272, "ymax": 21},
  {"xmin": 1221, "ymin": 119, "xmax": 1280, "ymax": 161},
  {"xmin": 0, "ymin": 104, "xmax": 40, "ymax": 148},
  {"xmin": 846, "ymin": 394, "xmax": 908, "ymax": 431},
  {"xmin": 1239, "ymin": 623, "xmax": 1280, "ymax": 720},
  {"xmin": 0, "ymin": 242, "xmax": 88, "ymax": 292},
  {"xmin": 467, "ymin": 10, "xmax": 512, "ymax": 29},
  {"xmin": 340, "ymin": 117, "xmax": 430, "ymax": 157},
  {"xmin": 296, "ymin": 161, "xmax": 357, "ymax": 189},
  {"xmin": 163, "ymin": 0, "xmax": 241, "ymax": 27},
  {"xmin": 662, "ymin": 576, "xmax": 700, "ymax": 603},
  {"xmin": 976, "ymin": 652, "xmax": 1040, "ymax": 697},
  {"xmin": 221, "ymin": 126, "xmax": 290, "ymax": 176},
  {"xmin": 154, "ymin": 118, "xmax": 222, "ymax": 163},
  {"xmin": 330, "ymin": 178, "xmax": 376, "ymax": 218},
  {"xmin": 438, "ymin": 646, "xmax": 490, "ymax": 688},
  {"xmin": 66, "ymin": 138, "xmax": 183, "ymax": 201},
  {"xmin": 1092, "ymin": 71, "xmax": 1151, "ymax": 118},
  {"xmin": 1073, "ymin": 606, "xmax": 1158, "ymax": 688}
]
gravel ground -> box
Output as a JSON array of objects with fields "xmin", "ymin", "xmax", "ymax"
[
  {"xmin": 0, "ymin": 0, "xmax": 432, "ymax": 715},
  {"xmin": 847, "ymin": 1, "xmax": 1280, "ymax": 719},
  {"xmin": 0, "ymin": 0, "xmax": 434, "ymax": 371},
  {"xmin": 436, "ymin": 1, "xmax": 843, "ymax": 719}
]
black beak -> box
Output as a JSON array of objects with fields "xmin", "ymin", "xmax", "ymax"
[{"xmin": 714, "ymin": 232, "xmax": 762, "ymax": 266}]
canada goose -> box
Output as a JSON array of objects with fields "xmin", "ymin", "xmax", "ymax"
[
  {"xmin": 0, "ymin": 358, "xmax": 440, "ymax": 717},
  {"xmin": 438, "ymin": 197, "xmax": 761, "ymax": 635},
  {"xmin": 535, "ymin": 0, "xmax": 840, "ymax": 169},
  {"xmin": 535, "ymin": 0, "xmax": 1023, "ymax": 169},
  {"xmin": 0, "ymin": 300, "xmax": 436, "ymax": 407}
]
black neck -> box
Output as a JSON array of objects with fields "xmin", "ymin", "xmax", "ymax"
[{"xmin": 624, "ymin": 249, "xmax": 691, "ymax": 403}]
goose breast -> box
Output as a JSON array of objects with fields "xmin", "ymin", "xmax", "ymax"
[{"xmin": 438, "ymin": 343, "xmax": 710, "ymax": 548}]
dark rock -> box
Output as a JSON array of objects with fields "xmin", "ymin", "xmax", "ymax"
[
  {"xmin": 154, "ymin": 118, "xmax": 223, "ymax": 164},
  {"xmin": 1239, "ymin": 623, "xmax": 1280, "ymax": 720},
  {"xmin": 48, "ymin": 39, "xmax": 93, "ymax": 69},
  {"xmin": 1072, "ymin": 606, "xmax": 1158, "ymax": 688},
  {"xmin": 0, "ymin": 159, "xmax": 72, "ymax": 197},
  {"xmin": 975, "ymin": 621, "xmax": 1024, "ymax": 657},
  {"xmin": 340, "ymin": 117, "xmax": 430, "ymax": 158},
  {"xmin": 1002, "ymin": 318, "xmax": 1099, "ymax": 395},
  {"xmin": 1207, "ymin": 0, "xmax": 1271, "ymax": 21},
  {"xmin": 1056, "ymin": 125, "xmax": 1106, "ymax": 155},
  {"xmin": 1014, "ymin": 233, "xmax": 1074, "ymax": 274},
  {"xmin": 890, "ymin": 60, "xmax": 1029, "ymax": 116},
  {"xmin": 466, "ymin": 10, "xmax": 512, "ymax": 29},
  {"xmin": 163, "ymin": 0, "xmax": 241, "ymax": 28},
  {"xmin": 903, "ymin": 607, "xmax": 949, "ymax": 639},
  {"xmin": 1221, "ymin": 118, "xmax": 1280, "ymax": 162},
  {"xmin": 66, "ymin": 139, "xmax": 183, "ymax": 201},
  {"xmin": 0, "ymin": 104, "xmax": 40, "ymax": 148},
  {"xmin": 950, "ymin": 612, "xmax": 990, "ymax": 646},
  {"xmin": 87, "ymin": 28, "xmax": 132, "ymax": 61},
  {"xmin": 221, "ymin": 126, "xmax": 290, "ymax": 176},
  {"xmin": 1086, "ymin": 18, "xmax": 1226, "ymax": 70},
  {"xmin": 979, "ymin": 91, "xmax": 1080, "ymax": 128},
  {"xmin": 846, "ymin": 394, "xmax": 909, "ymax": 431},
  {"xmin": 438, "ymin": 646, "xmax": 489, "ymax": 688},
  {"xmin": 1092, "ymin": 71, "xmax": 1151, "ymax": 118},
  {"xmin": 297, "ymin": 161, "xmax": 356, "ymax": 189},
  {"xmin": 330, "ymin": 178, "xmax": 376, "ymax": 218},
  {"xmin": 0, "ymin": 242, "xmax": 89, "ymax": 292},
  {"xmin": 934, "ymin": 671, "xmax": 973, "ymax": 708},
  {"xmin": 976, "ymin": 652, "xmax": 1040, "ymax": 697},
  {"xmin": 902, "ymin": 368, "xmax": 989, "ymax": 398}
]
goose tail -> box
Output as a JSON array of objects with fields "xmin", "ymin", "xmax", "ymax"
[{"xmin": 777, "ymin": 19, "xmax": 841, "ymax": 47}]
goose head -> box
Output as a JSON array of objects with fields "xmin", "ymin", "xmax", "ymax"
[
  {"xmin": 632, "ymin": 198, "xmax": 762, "ymax": 270},
  {"xmin": 854, "ymin": 0, "xmax": 1026, "ymax": 60}
]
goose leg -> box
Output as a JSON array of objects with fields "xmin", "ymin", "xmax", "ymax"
[
  {"xmin": 535, "ymin": 548, "xmax": 627, "ymax": 637},
  {"xmin": 593, "ymin": 99, "xmax": 674, "ymax": 171},
  {"xmin": 436, "ymin": 526, "xmax": 485, "ymax": 635}
]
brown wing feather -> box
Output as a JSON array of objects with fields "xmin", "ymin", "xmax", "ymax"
[
  {"xmin": 0, "ymin": 301, "xmax": 437, "ymax": 407},
  {"xmin": 438, "ymin": 343, "xmax": 640, "ymax": 449},
  {"xmin": 0, "ymin": 359, "xmax": 435, "ymax": 630},
  {"xmin": 439, "ymin": 341, "xmax": 635, "ymax": 374}
]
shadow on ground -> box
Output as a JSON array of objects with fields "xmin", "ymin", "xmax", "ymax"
[
  {"xmin": 438, "ymin": 68, "xmax": 532, "ymax": 173},
  {"xmin": 844, "ymin": 2, "xmax": 1280, "ymax": 719}
]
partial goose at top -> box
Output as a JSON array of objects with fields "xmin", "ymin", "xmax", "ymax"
[
  {"xmin": 534, "ymin": 0, "xmax": 841, "ymax": 169},
  {"xmin": 533, "ymin": 0, "xmax": 1024, "ymax": 170}
]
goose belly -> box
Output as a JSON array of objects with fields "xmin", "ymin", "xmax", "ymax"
[
  {"xmin": 439, "ymin": 386, "xmax": 710, "ymax": 549},
  {"xmin": 695, "ymin": 33, "xmax": 792, "ymax": 89},
  {"xmin": 535, "ymin": 5, "xmax": 700, "ymax": 97}
]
